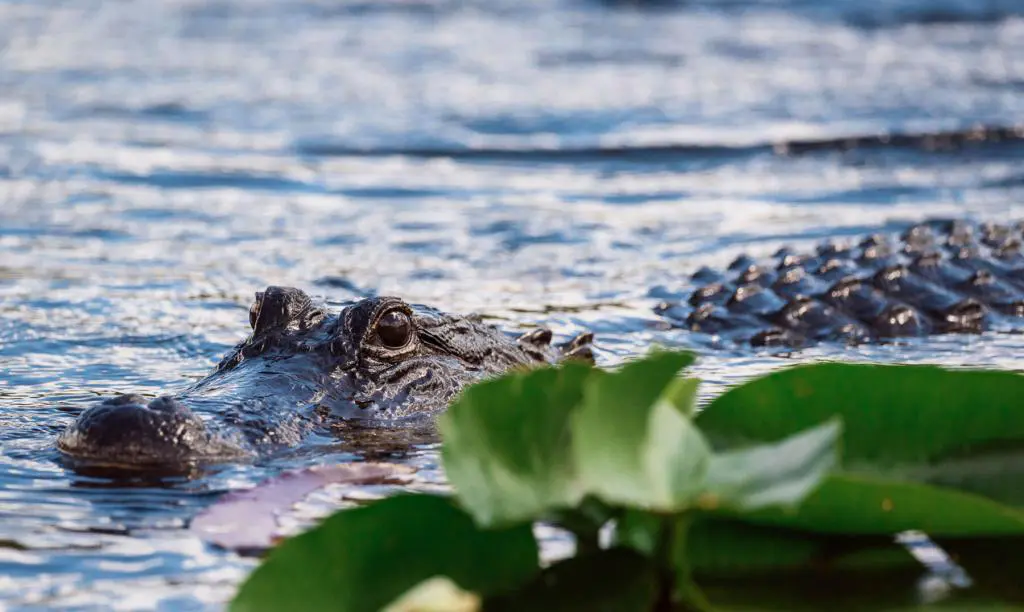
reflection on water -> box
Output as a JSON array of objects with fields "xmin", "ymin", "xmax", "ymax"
[{"xmin": 1, "ymin": 0, "xmax": 1023, "ymax": 607}]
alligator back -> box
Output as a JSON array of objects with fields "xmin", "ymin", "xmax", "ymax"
[{"xmin": 655, "ymin": 219, "xmax": 1024, "ymax": 347}]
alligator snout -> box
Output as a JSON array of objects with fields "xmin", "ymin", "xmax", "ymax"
[{"xmin": 57, "ymin": 394, "xmax": 248, "ymax": 468}]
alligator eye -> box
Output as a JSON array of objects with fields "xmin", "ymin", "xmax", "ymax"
[{"xmin": 376, "ymin": 310, "xmax": 413, "ymax": 349}]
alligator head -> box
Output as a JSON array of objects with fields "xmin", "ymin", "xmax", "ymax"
[{"xmin": 57, "ymin": 286, "xmax": 594, "ymax": 469}]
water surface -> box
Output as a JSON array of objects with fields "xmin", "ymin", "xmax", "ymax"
[{"xmin": 1, "ymin": 0, "xmax": 1023, "ymax": 607}]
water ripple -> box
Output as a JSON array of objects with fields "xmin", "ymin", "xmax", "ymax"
[{"xmin": 0, "ymin": 0, "xmax": 1022, "ymax": 608}]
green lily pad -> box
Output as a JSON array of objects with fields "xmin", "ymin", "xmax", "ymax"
[
  {"xmin": 696, "ymin": 362, "xmax": 1024, "ymax": 466},
  {"xmin": 662, "ymin": 376, "xmax": 701, "ymax": 417},
  {"xmin": 731, "ymin": 473, "xmax": 1024, "ymax": 536},
  {"xmin": 703, "ymin": 418, "xmax": 842, "ymax": 512},
  {"xmin": 572, "ymin": 351, "xmax": 710, "ymax": 511},
  {"xmin": 231, "ymin": 495, "xmax": 538, "ymax": 612},
  {"xmin": 696, "ymin": 362, "xmax": 1024, "ymax": 511},
  {"xmin": 439, "ymin": 362, "xmax": 595, "ymax": 527},
  {"xmin": 441, "ymin": 351, "xmax": 702, "ymax": 523}
]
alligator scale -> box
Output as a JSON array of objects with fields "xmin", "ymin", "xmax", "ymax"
[
  {"xmin": 655, "ymin": 219, "xmax": 1024, "ymax": 347},
  {"xmin": 58, "ymin": 287, "xmax": 593, "ymax": 468}
]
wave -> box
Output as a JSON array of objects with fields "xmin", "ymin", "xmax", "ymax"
[
  {"xmin": 593, "ymin": 0, "xmax": 1024, "ymax": 28},
  {"xmin": 295, "ymin": 124, "xmax": 1024, "ymax": 164}
]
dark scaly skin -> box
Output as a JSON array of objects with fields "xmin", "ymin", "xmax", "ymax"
[
  {"xmin": 57, "ymin": 286, "xmax": 594, "ymax": 469},
  {"xmin": 655, "ymin": 219, "xmax": 1024, "ymax": 347}
]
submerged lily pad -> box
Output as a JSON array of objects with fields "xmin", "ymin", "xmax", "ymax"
[{"xmin": 191, "ymin": 462, "xmax": 414, "ymax": 553}]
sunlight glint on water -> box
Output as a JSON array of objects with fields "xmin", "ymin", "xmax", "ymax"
[{"xmin": 0, "ymin": 0, "xmax": 1022, "ymax": 607}]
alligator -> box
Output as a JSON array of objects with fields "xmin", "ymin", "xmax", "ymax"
[
  {"xmin": 654, "ymin": 219, "xmax": 1024, "ymax": 347},
  {"xmin": 57, "ymin": 287, "xmax": 594, "ymax": 469}
]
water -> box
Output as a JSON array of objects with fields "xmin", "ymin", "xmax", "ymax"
[{"xmin": 0, "ymin": 0, "xmax": 1022, "ymax": 607}]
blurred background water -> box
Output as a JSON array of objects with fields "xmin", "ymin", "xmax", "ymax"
[{"xmin": 0, "ymin": 0, "xmax": 1022, "ymax": 608}]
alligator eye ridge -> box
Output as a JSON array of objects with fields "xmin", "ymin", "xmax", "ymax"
[{"xmin": 376, "ymin": 309, "xmax": 413, "ymax": 349}]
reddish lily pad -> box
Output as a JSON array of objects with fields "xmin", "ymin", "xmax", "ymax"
[{"xmin": 191, "ymin": 462, "xmax": 414, "ymax": 553}]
